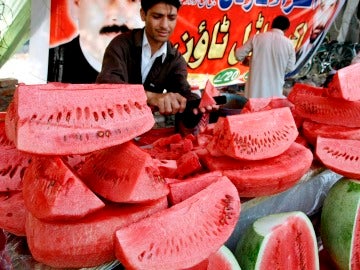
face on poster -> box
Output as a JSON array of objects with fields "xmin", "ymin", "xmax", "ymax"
[
  {"xmin": 49, "ymin": 0, "xmax": 345, "ymax": 86},
  {"xmin": 50, "ymin": 0, "xmax": 144, "ymax": 68}
]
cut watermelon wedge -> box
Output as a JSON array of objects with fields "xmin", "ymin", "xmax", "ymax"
[
  {"xmin": 210, "ymin": 107, "xmax": 298, "ymax": 160},
  {"xmin": 186, "ymin": 245, "xmax": 242, "ymax": 270},
  {"xmin": 22, "ymin": 156, "xmax": 105, "ymax": 221},
  {"xmin": 316, "ymin": 137, "xmax": 360, "ymax": 179},
  {"xmin": 6, "ymin": 83, "xmax": 155, "ymax": 155},
  {"xmin": 327, "ymin": 63, "xmax": 360, "ymax": 101},
  {"xmin": 78, "ymin": 141, "xmax": 169, "ymax": 203},
  {"xmin": 0, "ymin": 191, "xmax": 26, "ymax": 236},
  {"xmin": 235, "ymin": 211, "xmax": 319, "ymax": 270},
  {"xmin": 199, "ymin": 79, "xmax": 219, "ymax": 108},
  {"xmin": 114, "ymin": 177, "xmax": 241, "ymax": 270},
  {"xmin": 321, "ymin": 178, "xmax": 360, "ymax": 270}
]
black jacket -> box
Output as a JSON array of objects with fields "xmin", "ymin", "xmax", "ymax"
[{"xmin": 96, "ymin": 28, "xmax": 196, "ymax": 101}]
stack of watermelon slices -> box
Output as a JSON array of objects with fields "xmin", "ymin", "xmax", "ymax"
[{"xmin": 0, "ymin": 83, "xmax": 243, "ymax": 269}]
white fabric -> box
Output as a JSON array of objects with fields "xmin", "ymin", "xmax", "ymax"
[
  {"xmin": 141, "ymin": 33, "xmax": 167, "ymax": 83},
  {"xmin": 235, "ymin": 29, "xmax": 296, "ymax": 99}
]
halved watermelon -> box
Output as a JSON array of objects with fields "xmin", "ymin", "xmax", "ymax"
[
  {"xmin": 6, "ymin": 83, "xmax": 155, "ymax": 155},
  {"xmin": 22, "ymin": 156, "xmax": 105, "ymax": 221},
  {"xmin": 199, "ymin": 142, "xmax": 313, "ymax": 197},
  {"xmin": 78, "ymin": 141, "xmax": 169, "ymax": 203},
  {"xmin": 316, "ymin": 137, "xmax": 360, "ymax": 179},
  {"xmin": 235, "ymin": 211, "xmax": 319, "ymax": 270},
  {"xmin": 0, "ymin": 191, "xmax": 26, "ymax": 236},
  {"xmin": 25, "ymin": 197, "xmax": 168, "ymax": 268},
  {"xmin": 114, "ymin": 177, "xmax": 240, "ymax": 270},
  {"xmin": 327, "ymin": 63, "xmax": 360, "ymax": 101},
  {"xmin": 209, "ymin": 107, "xmax": 298, "ymax": 160},
  {"xmin": 321, "ymin": 178, "xmax": 360, "ymax": 270}
]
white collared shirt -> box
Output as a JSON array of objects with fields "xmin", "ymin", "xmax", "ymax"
[{"xmin": 141, "ymin": 33, "xmax": 167, "ymax": 83}]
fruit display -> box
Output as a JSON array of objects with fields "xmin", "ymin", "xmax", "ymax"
[{"xmin": 1, "ymin": 63, "xmax": 360, "ymax": 269}]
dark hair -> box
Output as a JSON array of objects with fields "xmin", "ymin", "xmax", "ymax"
[
  {"xmin": 271, "ymin": 15, "xmax": 290, "ymax": 31},
  {"xmin": 141, "ymin": 0, "xmax": 181, "ymax": 12}
]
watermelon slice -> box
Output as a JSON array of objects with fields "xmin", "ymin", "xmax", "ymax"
[
  {"xmin": 78, "ymin": 141, "xmax": 169, "ymax": 203},
  {"xmin": 199, "ymin": 79, "xmax": 219, "ymax": 108},
  {"xmin": 114, "ymin": 177, "xmax": 241, "ymax": 270},
  {"xmin": 22, "ymin": 156, "xmax": 105, "ymax": 221},
  {"xmin": 0, "ymin": 191, "xmax": 26, "ymax": 236},
  {"xmin": 6, "ymin": 83, "xmax": 155, "ymax": 155},
  {"xmin": 0, "ymin": 118, "xmax": 33, "ymax": 192},
  {"xmin": 210, "ymin": 107, "xmax": 298, "ymax": 160},
  {"xmin": 25, "ymin": 197, "xmax": 168, "ymax": 268},
  {"xmin": 302, "ymin": 120, "xmax": 360, "ymax": 147},
  {"xmin": 199, "ymin": 142, "xmax": 313, "ymax": 197},
  {"xmin": 327, "ymin": 62, "xmax": 360, "ymax": 101},
  {"xmin": 235, "ymin": 211, "xmax": 319, "ymax": 270},
  {"xmin": 316, "ymin": 137, "xmax": 360, "ymax": 179},
  {"xmin": 321, "ymin": 178, "xmax": 360, "ymax": 270},
  {"xmin": 168, "ymin": 171, "xmax": 224, "ymax": 205},
  {"xmin": 186, "ymin": 245, "xmax": 242, "ymax": 270},
  {"xmin": 289, "ymin": 92, "xmax": 360, "ymax": 128}
]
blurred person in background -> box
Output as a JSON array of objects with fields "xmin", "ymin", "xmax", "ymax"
[{"xmin": 235, "ymin": 15, "xmax": 295, "ymax": 98}]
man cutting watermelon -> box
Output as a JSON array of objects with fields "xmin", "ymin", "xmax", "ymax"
[{"xmin": 96, "ymin": 0, "xmax": 219, "ymax": 129}]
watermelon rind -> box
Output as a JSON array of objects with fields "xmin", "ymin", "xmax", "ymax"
[
  {"xmin": 235, "ymin": 211, "xmax": 319, "ymax": 270},
  {"xmin": 320, "ymin": 178, "xmax": 360, "ymax": 270},
  {"xmin": 212, "ymin": 245, "xmax": 242, "ymax": 270}
]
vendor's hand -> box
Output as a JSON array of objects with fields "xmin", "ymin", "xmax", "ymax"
[
  {"xmin": 146, "ymin": 91, "xmax": 187, "ymax": 115},
  {"xmin": 193, "ymin": 104, "xmax": 220, "ymax": 115}
]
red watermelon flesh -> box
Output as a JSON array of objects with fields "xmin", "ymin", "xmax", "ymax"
[
  {"xmin": 236, "ymin": 211, "xmax": 319, "ymax": 270},
  {"xmin": 8, "ymin": 83, "xmax": 155, "ymax": 155},
  {"xmin": 211, "ymin": 107, "xmax": 298, "ymax": 160},
  {"xmin": 22, "ymin": 156, "xmax": 105, "ymax": 221},
  {"xmin": 302, "ymin": 120, "xmax": 360, "ymax": 147},
  {"xmin": 168, "ymin": 171, "xmax": 224, "ymax": 205},
  {"xmin": 174, "ymin": 151, "xmax": 202, "ymax": 179},
  {"xmin": 241, "ymin": 97, "xmax": 294, "ymax": 113},
  {"xmin": 0, "ymin": 125, "xmax": 32, "ymax": 191},
  {"xmin": 289, "ymin": 92, "xmax": 360, "ymax": 128},
  {"xmin": 199, "ymin": 142, "xmax": 313, "ymax": 197},
  {"xmin": 185, "ymin": 245, "xmax": 242, "ymax": 270},
  {"xmin": 78, "ymin": 141, "xmax": 169, "ymax": 203},
  {"xmin": 316, "ymin": 137, "xmax": 360, "ymax": 179},
  {"xmin": 25, "ymin": 197, "xmax": 168, "ymax": 269},
  {"xmin": 287, "ymin": 82, "xmax": 326, "ymax": 101},
  {"xmin": 114, "ymin": 177, "xmax": 240, "ymax": 270},
  {"xmin": 0, "ymin": 191, "xmax": 26, "ymax": 236},
  {"xmin": 153, "ymin": 159, "xmax": 178, "ymax": 178},
  {"xmin": 327, "ymin": 63, "xmax": 360, "ymax": 101},
  {"xmin": 199, "ymin": 79, "xmax": 219, "ymax": 108}
]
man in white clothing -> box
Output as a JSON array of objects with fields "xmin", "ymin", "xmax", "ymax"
[{"xmin": 235, "ymin": 15, "xmax": 296, "ymax": 98}]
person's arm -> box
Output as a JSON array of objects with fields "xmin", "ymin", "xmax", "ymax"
[
  {"xmin": 285, "ymin": 42, "xmax": 296, "ymax": 74},
  {"xmin": 235, "ymin": 38, "xmax": 254, "ymax": 62}
]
